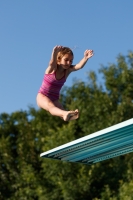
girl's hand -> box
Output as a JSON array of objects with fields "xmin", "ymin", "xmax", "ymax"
[
  {"xmin": 84, "ymin": 49, "xmax": 94, "ymax": 59},
  {"xmin": 49, "ymin": 45, "xmax": 63, "ymax": 69},
  {"xmin": 50, "ymin": 45, "xmax": 63, "ymax": 62},
  {"xmin": 53, "ymin": 45, "xmax": 63, "ymax": 54}
]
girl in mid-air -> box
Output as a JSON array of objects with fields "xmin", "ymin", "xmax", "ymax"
[{"xmin": 36, "ymin": 45, "xmax": 94, "ymax": 121}]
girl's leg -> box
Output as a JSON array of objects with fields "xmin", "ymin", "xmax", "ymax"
[
  {"xmin": 54, "ymin": 100, "xmax": 79, "ymax": 120},
  {"xmin": 36, "ymin": 93, "xmax": 79, "ymax": 121},
  {"xmin": 53, "ymin": 100, "xmax": 65, "ymax": 110}
]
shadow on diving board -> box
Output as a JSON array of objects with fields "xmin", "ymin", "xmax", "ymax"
[{"xmin": 40, "ymin": 118, "xmax": 133, "ymax": 165}]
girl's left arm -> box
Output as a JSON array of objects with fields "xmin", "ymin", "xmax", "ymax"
[{"xmin": 70, "ymin": 49, "xmax": 94, "ymax": 72}]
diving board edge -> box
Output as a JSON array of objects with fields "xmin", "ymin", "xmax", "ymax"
[{"xmin": 40, "ymin": 118, "xmax": 133, "ymax": 158}]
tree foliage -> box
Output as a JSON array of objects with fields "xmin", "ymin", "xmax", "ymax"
[{"xmin": 0, "ymin": 51, "xmax": 133, "ymax": 199}]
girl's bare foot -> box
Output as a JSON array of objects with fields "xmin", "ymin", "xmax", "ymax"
[{"xmin": 63, "ymin": 109, "xmax": 79, "ymax": 121}]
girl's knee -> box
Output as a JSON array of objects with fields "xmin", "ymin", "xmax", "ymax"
[
  {"xmin": 36, "ymin": 93, "xmax": 46, "ymax": 109},
  {"xmin": 36, "ymin": 94, "xmax": 40, "ymax": 107}
]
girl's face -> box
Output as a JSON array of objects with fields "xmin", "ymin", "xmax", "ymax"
[{"xmin": 59, "ymin": 54, "xmax": 73, "ymax": 69}]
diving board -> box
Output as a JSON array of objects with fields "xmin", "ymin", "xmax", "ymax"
[{"xmin": 40, "ymin": 118, "xmax": 133, "ymax": 165}]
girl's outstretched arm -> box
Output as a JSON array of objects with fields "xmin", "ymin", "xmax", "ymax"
[
  {"xmin": 49, "ymin": 46, "xmax": 63, "ymax": 65},
  {"xmin": 46, "ymin": 46, "xmax": 63, "ymax": 73},
  {"xmin": 70, "ymin": 49, "xmax": 94, "ymax": 72}
]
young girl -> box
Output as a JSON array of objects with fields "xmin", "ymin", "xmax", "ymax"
[{"xmin": 36, "ymin": 45, "xmax": 94, "ymax": 121}]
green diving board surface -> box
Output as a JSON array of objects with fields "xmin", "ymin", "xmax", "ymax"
[{"xmin": 40, "ymin": 118, "xmax": 133, "ymax": 165}]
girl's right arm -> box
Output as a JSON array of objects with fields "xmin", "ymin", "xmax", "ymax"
[{"xmin": 45, "ymin": 46, "xmax": 63, "ymax": 74}]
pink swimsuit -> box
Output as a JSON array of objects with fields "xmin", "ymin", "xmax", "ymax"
[{"xmin": 38, "ymin": 71, "xmax": 66, "ymax": 101}]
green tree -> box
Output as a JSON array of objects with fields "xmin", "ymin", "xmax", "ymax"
[{"xmin": 0, "ymin": 51, "xmax": 133, "ymax": 200}]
